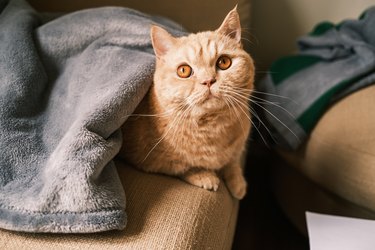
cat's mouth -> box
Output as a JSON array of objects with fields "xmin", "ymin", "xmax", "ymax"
[
  {"xmin": 198, "ymin": 90, "xmax": 222, "ymax": 106},
  {"xmin": 202, "ymin": 90, "xmax": 218, "ymax": 100},
  {"xmin": 206, "ymin": 92, "xmax": 217, "ymax": 100}
]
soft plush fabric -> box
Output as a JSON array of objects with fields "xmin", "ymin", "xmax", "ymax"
[
  {"xmin": 273, "ymin": 84, "xmax": 375, "ymax": 232},
  {"xmin": 0, "ymin": 0, "xmax": 184, "ymax": 233},
  {"xmin": 0, "ymin": 161, "xmax": 238, "ymax": 249},
  {"xmin": 260, "ymin": 6, "xmax": 375, "ymax": 149}
]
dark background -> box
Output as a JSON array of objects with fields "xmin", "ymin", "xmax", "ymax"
[{"xmin": 232, "ymin": 141, "xmax": 309, "ymax": 250}]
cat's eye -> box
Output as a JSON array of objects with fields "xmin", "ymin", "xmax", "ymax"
[
  {"xmin": 177, "ymin": 64, "xmax": 193, "ymax": 78},
  {"xmin": 216, "ymin": 56, "xmax": 232, "ymax": 70}
]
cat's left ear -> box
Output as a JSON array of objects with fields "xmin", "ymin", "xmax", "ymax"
[
  {"xmin": 150, "ymin": 25, "xmax": 177, "ymax": 59},
  {"xmin": 217, "ymin": 5, "xmax": 241, "ymax": 44}
]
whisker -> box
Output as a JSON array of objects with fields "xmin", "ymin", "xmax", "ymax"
[
  {"xmin": 237, "ymin": 88, "xmax": 300, "ymax": 110},
  {"xmin": 226, "ymin": 29, "xmax": 258, "ymax": 47},
  {"xmin": 222, "ymin": 87, "xmax": 298, "ymax": 144},
  {"xmin": 223, "ymin": 92, "xmax": 275, "ymax": 145},
  {"xmin": 141, "ymin": 103, "xmax": 191, "ymax": 164},
  {"xmin": 250, "ymin": 99, "xmax": 300, "ymax": 142},
  {"xmin": 227, "ymin": 85, "xmax": 254, "ymax": 92},
  {"xmin": 250, "ymin": 95, "xmax": 296, "ymax": 119},
  {"xmin": 251, "ymin": 99, "xmax": 281, "ymax": 105},
  {"xmin": 220, "ymin": 87, "xmax": 252, "ymax": 102},
  {"xmin": 169, "ymin": 103, "xmax": 193, "ymax": 146},
  {"xmin": 248, "ymin": 105, "xmax": 277, "ymax": 145},
  {"xmin": 251, "ymin": 90, "xmax": 299, "ymax": 104},
  {"xmin": 226, "ymin": 95, "xmax": 269, "ymax": 146},
  {"xmin": 223, "ymin": 96, "xmax": 248, "ymax": 137},
  {"xmin": 240, "ymin": 37, "xmax": 255, "ymax": 47},
  {"xmin": 240, "ymin": 28, "xmax": 259, "ymax": 45}
]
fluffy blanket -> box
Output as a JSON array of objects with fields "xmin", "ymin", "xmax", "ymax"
[
  {"xmin": 0, "ymin": 0, "xmax": 183, "ymax": 233},
  {"xmin": 260, "ymin": 6, "xmax": 375, "ymax": 149}
]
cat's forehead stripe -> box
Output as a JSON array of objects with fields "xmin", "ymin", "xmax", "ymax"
[
  {"xmin": 198, "ymin": 46, "xmax": 203, "ymax": 57},
  {"xmin": 207, "ymin": 39, "xmax": 218, "ymax": 59},
  {"xmin": 178, "ymin": 33, "xmax": 225, "ymax": 64}
]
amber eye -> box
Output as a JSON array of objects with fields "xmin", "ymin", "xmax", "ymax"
[
  {"xmin": 216, "ymin": 56, "xmax": 232, "ymax": 70},
  {"xmin": 177, "ymin": 64, "xmax": 193, "ymax": 78}
]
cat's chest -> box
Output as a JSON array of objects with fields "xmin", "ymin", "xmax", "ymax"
[
  {"xmin": 170, "ymin": 115, "xmax": 229, "ymax": 144},
  {"xmin": 164, "ymin": 115, "xmax": 241, "ymax": 167}
]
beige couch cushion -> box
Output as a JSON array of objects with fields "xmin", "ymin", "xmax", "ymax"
[
  {"xmin": 280, "ymin": 84, "xmax": 375, "ymax": 214},
  {"xmin": 271, "ymin": 154, "xmax": 375, "ymax": 235},
  {"xmin": 0, "ymin": 161, "xmax": 238, "ymax": 250}
]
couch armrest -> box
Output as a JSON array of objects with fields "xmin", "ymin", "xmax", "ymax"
[{"xmin": 0, "ymin": 161, "xmax": 238, "ymax": 249}]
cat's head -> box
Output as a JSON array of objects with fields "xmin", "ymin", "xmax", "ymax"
[{"xmin": 151, "ymin": 7, "xmax": 254, "ymax": 115}]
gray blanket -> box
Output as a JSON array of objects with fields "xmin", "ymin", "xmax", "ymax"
[{"xmin": 0, "ymin": 0, "xmax": 183, "ymax": 233}]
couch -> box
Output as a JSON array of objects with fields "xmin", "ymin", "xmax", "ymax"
[
  {"xmin": 270, "ymin": 84, "xmax": 375, "ymax": 235},
  {"xmin": 0, "ymin": 0, "xmax": 252, "ymax": 249}
]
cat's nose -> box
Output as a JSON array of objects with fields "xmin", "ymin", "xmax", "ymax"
[{"xmin": 201, "ymin": 78, "xmax": 216, "ymax": 87}]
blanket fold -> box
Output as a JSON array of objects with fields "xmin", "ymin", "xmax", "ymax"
[
  {"xmin": 0, "ymin": 0, "xmax": 183, "ymax": 233},
  {"xmin": 260, "ymin": 6, "xmax": 375, "ymax": 149}
]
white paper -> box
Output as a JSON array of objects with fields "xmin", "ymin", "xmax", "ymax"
[{"xmin": 306, "ymin": 212, "xmax": 375, "ymax": 250}]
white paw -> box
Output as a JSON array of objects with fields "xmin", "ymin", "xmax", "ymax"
[{"xmin": 182, "ymin": 170, "xmax": 220, "ymax": 191}]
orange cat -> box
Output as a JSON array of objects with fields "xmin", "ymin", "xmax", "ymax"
[{"xmin": 119, "ymin": 7, "xmax": 254, "ymax": 199}]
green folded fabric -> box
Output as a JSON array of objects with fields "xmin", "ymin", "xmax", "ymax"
[{"xmin": 259, "ymin": 6, "xmax": 375, "ymax": 149}]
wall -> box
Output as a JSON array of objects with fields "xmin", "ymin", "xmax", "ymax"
[
  {"xmin": 250, "ymin": 0, "xmax": 375, "ymax": 72},
  {"xmin": 28, "ymin": 0, "xmax": 249, "ymax": 35}
]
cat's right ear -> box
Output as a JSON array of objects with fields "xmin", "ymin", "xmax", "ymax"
[{"xmin": 150, "ymin": 25, "xmax": 177, "ymax": 60}]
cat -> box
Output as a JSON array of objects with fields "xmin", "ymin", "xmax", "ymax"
[{"xmin": 119, "ymin": 6, "xmax": 254, "ymax": 200}]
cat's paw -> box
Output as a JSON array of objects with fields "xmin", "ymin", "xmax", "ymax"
[
  {"xmin": 225, "ymin": 174, "xmax": 247, "ymax": 200},
  {"xmin": 182, "ymin": 170, "xmax": 220, "ymax": 191}
]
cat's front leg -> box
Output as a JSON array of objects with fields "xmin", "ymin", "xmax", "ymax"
[
  {"xmin": 221, "ymin": 160, "xmax": 247, "ymax": 200},
  {"xmin": 180, "ymin": 168, "xmax": 220, "ymax": 191}
]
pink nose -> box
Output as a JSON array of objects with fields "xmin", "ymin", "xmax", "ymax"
[{"xmin": 201, "ymin": 78, "xmax": 216, "ymax": 87}]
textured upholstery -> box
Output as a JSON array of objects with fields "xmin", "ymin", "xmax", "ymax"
[{"xmin": 0, "ymin": 162, "xmax": 238, "ymax": 249}]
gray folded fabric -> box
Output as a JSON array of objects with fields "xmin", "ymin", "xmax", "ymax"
[
  {"xmin": 0, "ymin": 0, "xmax": 183, "ymax": 233},
  {"xmin": 259, "ymin": 6, "xmax": 375, "ymax": 149}
]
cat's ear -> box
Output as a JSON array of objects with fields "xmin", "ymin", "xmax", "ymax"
[
  {"xmin": 150, "ymin": 25, "xmax": 177, "ymax": 59},
  {"xmin": 217, "ymin": 6, "xmax": 241, "ymax": 44}
]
